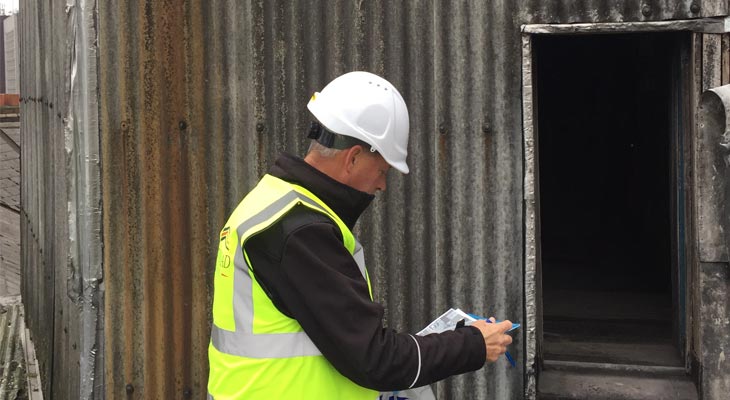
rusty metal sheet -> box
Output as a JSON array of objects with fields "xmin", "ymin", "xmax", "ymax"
[
  {"xmin": 98, "ymin": 1, "xmax": 527, "ymax": 398},
  {"xmin": 23, "ymin": 1, "xmax": 730, "ymax": 399}
]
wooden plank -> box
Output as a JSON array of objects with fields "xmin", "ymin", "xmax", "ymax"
[
  {"xmin": 522, "ymin": 18, "xmax": 730, "ymax": 35},
  {"xmin": 521, "ymin": 32, "xmax": 539, "ymax": 400},
  {"xmin": 696, "ymin": 34, "xmax": 728, "ymax": 263},
  {"xmin": 702, "ymin": 34, "xmax": 722, "ymax": 91},
  {"xmin": 721, "ymin": 33, "xmax": 730, "ymax": 85}
]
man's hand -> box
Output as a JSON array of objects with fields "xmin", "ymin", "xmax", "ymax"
[{"xmin": 470, "ymin": 318, "xmax": 513, "ymax": 363}]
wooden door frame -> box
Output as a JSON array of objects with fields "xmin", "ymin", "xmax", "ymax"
[{"xmin": 520, "ymin": 19, "xmax": 726, "ymax": 398}]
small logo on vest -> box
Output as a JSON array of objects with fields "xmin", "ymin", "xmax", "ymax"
[
  {"xmin": 220, "ymin": 226, "xmax": 230, "ymax": 242},
  {"xmin": 219, "ymin": 254, "xmax": 232, "ymax": 277},
  {"xmin": 218, "ymin": 226, "xmax": 233, "ymax": 278}
]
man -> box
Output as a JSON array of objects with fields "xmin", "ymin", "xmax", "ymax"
[{"xmin": 207, "ymin": 71, "xmax": 513, "ymax": 399}]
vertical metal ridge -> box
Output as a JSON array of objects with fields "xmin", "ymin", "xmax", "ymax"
[{"xmin": 183, "ymin": 0, "xmax": 213, "ymax": 395}]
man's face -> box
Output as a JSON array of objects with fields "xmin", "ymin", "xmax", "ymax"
[{"xmin": 347, "ymin": 151, "xmax": 391, "ymax": 195}]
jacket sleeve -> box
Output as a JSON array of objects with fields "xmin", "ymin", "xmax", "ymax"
[{"xmin": 246, "ymin": 211, "xmax": 487, "ymax": 391}]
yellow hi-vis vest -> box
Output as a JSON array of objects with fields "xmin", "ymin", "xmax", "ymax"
[{"xmin": 207, "ymin": 174, "xmax": 378, "ymax": 400}]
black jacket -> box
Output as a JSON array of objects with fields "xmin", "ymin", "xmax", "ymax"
[{"xmin": 246, "ymin": 153, "xmax": 486, "ymax": 391}]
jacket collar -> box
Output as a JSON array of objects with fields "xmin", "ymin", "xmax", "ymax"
[{"xmin": 269, "ymin": 153, "xmax": 375, "ymax": 229}]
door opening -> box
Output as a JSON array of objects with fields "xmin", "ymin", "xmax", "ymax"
[{"xmin": 535, "ymin": 33, "xmax": 685, "ymax": 368}]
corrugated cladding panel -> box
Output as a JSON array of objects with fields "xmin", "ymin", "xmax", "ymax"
[
  {"xmin": 21, "ymin": 0, "xmax": 72, "ymax": 397},
  {"xmin": 99, "ymin": 1, "xmax": 215, "ymax": 399},
  {"xmin": 99, "ymin": 1, "xmax": 528, "ymax": 398},
  {"xmin": 20, "ymin": 0, "xmax": 730, "ymax": 399},
  {"xmin": 20, "ymin": 0, "xmax": 103, "ymax": 399}
]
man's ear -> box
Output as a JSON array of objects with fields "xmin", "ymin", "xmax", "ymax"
[{"xmin": 343, "ymin": 145, "xmax": 363, "ymax": 174}]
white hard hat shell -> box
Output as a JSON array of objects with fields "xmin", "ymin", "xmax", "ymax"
[{"xmin": 307, "ymin": 71, "xmax": 410, "ymax": 174}]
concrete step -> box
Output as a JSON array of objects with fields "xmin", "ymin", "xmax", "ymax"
[
  {"xmin": 544, "ymin": 338, "xmax": 683, "ymax": 366},
  {"xmin": 538, "ymin": 361, "xmax": 698, "ymax": 400}
]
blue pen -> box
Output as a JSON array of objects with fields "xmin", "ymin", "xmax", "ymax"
[
  {"xmin": 503, "ymin": 349, "xmax": 516, "ymax": 368},
  {"xmin": 468, "ymin": 313, "xmax": 519, "ymax": 368}
]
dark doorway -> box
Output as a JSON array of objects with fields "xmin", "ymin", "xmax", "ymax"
[{"xmin": 536, "ymin": 33, "xmax": 684, "ymax": 368}]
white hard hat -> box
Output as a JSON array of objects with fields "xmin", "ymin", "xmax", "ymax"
[{"xmin": 307, "ymin": 71, "xmax": 410, "ymax": 174}]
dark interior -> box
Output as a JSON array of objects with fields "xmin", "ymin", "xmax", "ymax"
[{"xmin": 536, "ymin": 33, "xmax": 682, "ymax": 366}]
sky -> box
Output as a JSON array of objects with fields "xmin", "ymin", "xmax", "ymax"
[{"xmin": 0, "ymin": 0, "xmax": 17, "ymax": 14}]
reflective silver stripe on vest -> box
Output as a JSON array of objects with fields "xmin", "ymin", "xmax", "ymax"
[
  {"xmin": 229, "ymin": 190, "xmax": 330, "ymax": 332},
  {"xmin": 352, "ymin": 240, "xmax": 368, "ymax": 281},
  {"xmin": 211, "ymin": 326, "xmax": 322, "ymax": 358},
  {"xmin": 212, "ymin": 187, "xmax": 351, "ymax": 359}
]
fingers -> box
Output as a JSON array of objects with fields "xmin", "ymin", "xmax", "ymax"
[
  {"xmin": 498, "ymin": 320, "xmax": 513, "ymax": 333},
  {"xmin": 494, "ymin": 331, "xmax": 513, "ymax": 347},
  {"xmin": 481, "ymin": 318, "xmax": 515, "ymax": 363},
  {"xmin": 487, "ymin": 341, "xmax": 513, "ymax": 362},
  {"xmin": 485, "ymin": 318, "xmax": 512, "ymax": 333}
]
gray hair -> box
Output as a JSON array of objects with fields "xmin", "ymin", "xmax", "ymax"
[{"xmin": 307, "ymin": 140, "xmax": 343, "ymax": 158}]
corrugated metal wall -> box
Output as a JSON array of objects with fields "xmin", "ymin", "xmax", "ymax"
[
  {"xmin": 20, "ymin": 0, "xmax": 103, "ymax": 399},
  {"xmin": 21, "ymin": 0, "xmax": 729, "ymax": 399},
  {"xmin": 99, "ymin": 1, "xmax": 528, "ymax": 398}
]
